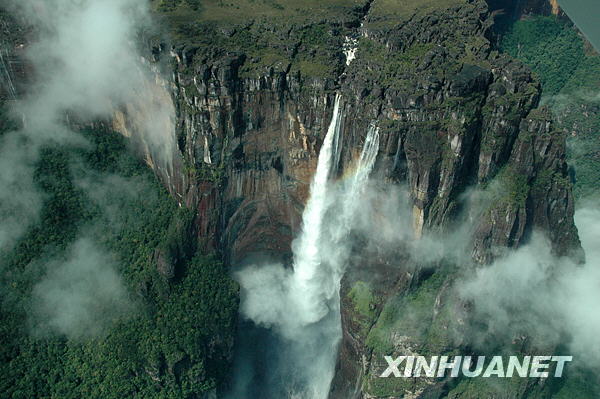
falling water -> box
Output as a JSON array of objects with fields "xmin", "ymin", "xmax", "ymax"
[
  {"xmin": 291, "ymin": 120, "xmax": 380, "ymax": 337},
  {"xmin": 340, "ymin": 122, "xmax": 380, "ymax": 227},
  {"xmin": 291, "ymin": 93, "xmax": 344, "ymax": 324},
  {"xmin": 234, "ymin": 94, "xmax": 380, "ymax": 399}
]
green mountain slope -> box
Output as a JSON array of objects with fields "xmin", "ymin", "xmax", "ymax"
[{"xmin": 0, "ymin": 127, "xmax": 238, "ymax": 399}]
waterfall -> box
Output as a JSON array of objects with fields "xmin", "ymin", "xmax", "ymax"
[
  {"xmin": 289, "ymin": 108, "xmax": 379, "ymax": 399},
  {"xmin": 291, "ymin": 108, "xmax": 379, "ymax": 328},
  {"xmin": 291, "ymin": 93, "xmax": 343, "ymax": 324},
  {"xmin": 234, "ymin": 94, "xmax": 380, "ymax": 399},
  {"xmin": 340, "ymin": 122, "xmax": 380, "ymax": 226}
]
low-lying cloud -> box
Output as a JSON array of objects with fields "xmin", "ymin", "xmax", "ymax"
[
  {"xmin": 458, "ymin": 206, "xmax": 600, "ymax": 370},
  {"xmin": 31, "ymin": 239, "xmax": 134, "ymax": 339},
  {"xmin": 0, "ymin": 0, "xmax": 176, "ymax": 249},
  {"xmin": 1, "ymin": 0, "xmax": 174, "ymax": 339}
]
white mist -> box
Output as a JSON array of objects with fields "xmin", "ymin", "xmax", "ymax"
[{"xmin": 236, "ymin": 95, "xmax": 380, "ymax": 398}]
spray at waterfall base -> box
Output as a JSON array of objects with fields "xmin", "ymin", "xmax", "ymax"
[
  {"xmin": 232, "ymin": 95, "xmax": 590, "ymax": 397},
  {"xmin": 233, "ymin": 96, "xmax": 381, "ymax": 398}
]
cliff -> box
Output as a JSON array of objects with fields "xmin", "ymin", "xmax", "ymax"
[
  {"xmin": 0, "ymin": 7, "xmax": 238, "ymax": 399},
  {"xmin": 0, "ymin": 0, "xmax": 585, "ymax": 397},
  {"xmin": 144, "ymin": 0, "xmax": 582, "ymax": 397},
  {"xmin": 150, "ymin": 0, "xmax": 578, "ymax": 256}
]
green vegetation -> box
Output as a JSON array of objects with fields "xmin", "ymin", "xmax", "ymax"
[
  {"xmin": 446, "ymin": 365, "xmax": 600, "ymax": 398},
  {"xmin": 531, "ymin": 168, "xmax": 570, "ymax": 200},
  {"xmin": 0, "ymin": 103, "xmax": 16, "ymax": 133},
  {"xmin": 357, "ymin": 38, "xmax": 435, "ymax": 88},
  {"xmin": 480, "ymin": 78, "xmax": 540, "ymax": 127},
  {"xmin": 494, "ymin": 165, "xmax": 530, "ymax": 207},
  {"xmin": 156, "ymin": 0, "xmax": 202, "ymax": 12},
  {"xmin": 151, "ymin": 0, "xmax": 366, "ymax": 79},
  {"xmin": 152, "ymin": 0, "xmax": 363, "ymax": 25},
  {"xmin": 348, "ymin": 281, "xmax": 376, "ymax": 319},
  {"xmin": 500, "ymin": 16, "xmax": 586, "ymax": 96},
  {"xmin": 364, "ymin": 16, "xmax": 599, "ymax": 398},
  {"xmin": 368, "ymin": 0, "xmax": 465, "ymax": 28},
  {"xmin": 0, "ymin": 128, "xmax": 238, "ymax": 398},
  {"xmin": 156, "ymin": 12, "xmax": 345, "ymax": 80},
  {"xmin": 446, "ymin": 375, "xmax": 534, "ymax": 398},
  {"xmin": 347, "ymin": 281, "xmax": 377, "ymax": 337},
  {"xmin": 500, "ymin": 16, "xmax": 600, "ymax": 199},
  {"xmin": 365, "ymin": 271, "xmax": 452, "ymax": 356},
  {"xmin": 363, "ymin": 270, "xmax": 458, "ymax": 397},
  {"xmin": 553, "ymin": 371, "xmax": 600, "ymax": 399},
  {"xmin": 365, "ymin": 372, "xmax": 418, "ymax": 398}
]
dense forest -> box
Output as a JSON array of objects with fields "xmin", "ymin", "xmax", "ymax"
[
  {"xmin": 499, "ymin": 15, "xmax": 600, "ymax": 199},
  {"xmin": 0, "ymin": 123, "xmax": 239, "ymax": 398}
]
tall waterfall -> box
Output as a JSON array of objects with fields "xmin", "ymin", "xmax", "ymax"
[
  {"xmin": 291, "ymin": 104, "xmax": 380, "ymax": 329},
  {"xmin": 234, "ymin": 95, "xmax": 380, "ymax": 399},
  {"xmin": 339, "ymin": 122, "xmax": 380, "ymax": 230},
  {"xmin": 291, "ymin": 93, "xmax": 344, "ymax": 324}
]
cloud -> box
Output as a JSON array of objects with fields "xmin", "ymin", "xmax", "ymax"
[
  {"xmin": 14, "ymin": 0, "xmax": 175, "ymax": 165},
  {"xmin": 31, "ymin": 238, "xmax": 134, "ymax": 339},
  {"xmin": 0, "ymin": 0, "xmax": 173, "ymax": 339},
  {"xmin": 0, "ymin": 133, "xmax": 43, "ymax": 249},
  {"xmin": 233, "ymin": 120, "xmax": 380, "ymax": 397},
  {"xmin": 74, "ymin": 169, "xmax": 159, "ymax": 233},
  {"xmin": 0, "ymin": 0, "xmax": 176, "ymax": 249},
  {"xmin": 456, "ymin": 207, "xmax": 600, "ymax": 369}
]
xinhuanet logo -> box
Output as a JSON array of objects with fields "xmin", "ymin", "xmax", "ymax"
[{"xmin": 380, "ymin": 355, "xmax": 573, "ymax": 378}]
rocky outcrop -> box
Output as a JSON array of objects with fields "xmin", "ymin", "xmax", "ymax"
[
  {"xmin": 486, "ymin": 0, "xmax": 564, "ymax": 18},
  {"xmin": 3, "ymin": 0, "xmax": 585, "ymax": 396},
  {"xmin": 150, "ymin": 0, "xmax": 579, "ymax": 257},
  {"xmin": 142, "ymin": 0, "xmax": 581, "ymax": 397}
]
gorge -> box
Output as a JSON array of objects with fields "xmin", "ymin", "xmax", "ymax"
[{"xmin": 1, "ymin": 0, "xmax": 599, "ymax": 398}]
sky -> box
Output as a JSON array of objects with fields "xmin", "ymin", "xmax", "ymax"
[{"xmin": 559, "ymin": 0, "xmax": 600, "ymax": 51}]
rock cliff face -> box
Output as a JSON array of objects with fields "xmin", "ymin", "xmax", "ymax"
[
  {"xmin": 143, "ymin": 0, "xmax": 582, "ymax": 397},
  {"xmin": 151, "ymin": 0, "xmax": 578, "ymax": 259},
  {"xmin": 3, "ymin": 0, "xmax": 582, "ymax": 397}
]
